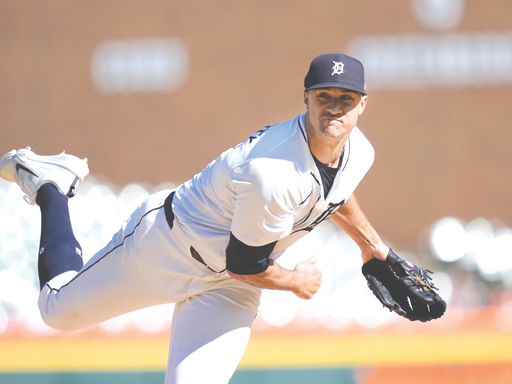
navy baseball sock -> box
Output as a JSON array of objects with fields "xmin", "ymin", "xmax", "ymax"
[{"xmin": 36, "ymin": 183, "xmax": 84, "ymax": 289}]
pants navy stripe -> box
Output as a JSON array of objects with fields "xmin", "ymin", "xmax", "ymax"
[{"xmin": 46, "ymin": 203, "xmax": 165, "ymax": 293}]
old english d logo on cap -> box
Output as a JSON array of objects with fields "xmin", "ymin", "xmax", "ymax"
[
  {"xmin": 331, "ymin": 61, "xmax": 344, "ymax": 75},
  {"xmin": 304, "ymin": 53, "xmax": 366, "ymax": 94}
]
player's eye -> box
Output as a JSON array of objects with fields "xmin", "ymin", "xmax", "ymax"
[{"xmin": 316, "ymin": 94, "xmax": 331, "ymax": 103}]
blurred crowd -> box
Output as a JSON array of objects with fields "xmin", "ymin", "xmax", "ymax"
[{"xmin": 0, "ymin": 178, "xmax": 511, "ymax": 335}]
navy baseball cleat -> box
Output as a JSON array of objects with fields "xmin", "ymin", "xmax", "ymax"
[{"xmin": 0, "ymin": 147, "xmax": 89, "ymax": 205}]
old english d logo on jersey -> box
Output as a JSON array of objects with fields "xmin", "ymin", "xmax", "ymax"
[
  {"xmin": 331, "ymin": 61, "xmax": 344, "ymax": 75},
  {"xmin": 300, "ymin": 199, "xmax": 346, "ymax": 232}
]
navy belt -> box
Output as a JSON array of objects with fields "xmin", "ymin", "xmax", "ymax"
[
  {"xmin": 163, "ymin": 191, "xmax": 175, "ymax": 229},
  {"xmin": 163, "ymin": 191, "xmax": 226, "ymax": 273}
]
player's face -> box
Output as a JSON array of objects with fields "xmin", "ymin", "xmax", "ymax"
[{"xmin": 304, "ymin": 88, "xmax": 367, "ymax": 140}]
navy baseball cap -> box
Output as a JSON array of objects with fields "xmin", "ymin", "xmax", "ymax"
[{"xmin": 304, "ymin": 53, "xmax": 366, "ymax": 94}]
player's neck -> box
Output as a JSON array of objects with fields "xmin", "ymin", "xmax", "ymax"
[
  {"xmin": 308, "ymin": 140, "xmax": 346, "ymax": 167},
  {"xmin": 306, "ymin": 130, "xmax": 348, "ymax": 168}
]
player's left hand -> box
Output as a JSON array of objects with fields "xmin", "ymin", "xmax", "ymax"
[
  {"xmin": 293, "ymin": 257, "xmax": 322, "ymax": 300},
  {"xmin": 361, "ymin": 249, "xmax": 446, "ymax": 322}
]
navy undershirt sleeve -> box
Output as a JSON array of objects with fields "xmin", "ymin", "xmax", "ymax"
[{"xmin": 226, "ymin": 233, "xmax": 277, "ymax": 275}]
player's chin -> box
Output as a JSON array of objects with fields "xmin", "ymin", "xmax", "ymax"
[
  {"xmin": 321, "ymin": 123, "xmax": 348, "ymax": 138},
  {"xmin": 321, "ymin": 118, "xmax": 343, "ymax": 129}
]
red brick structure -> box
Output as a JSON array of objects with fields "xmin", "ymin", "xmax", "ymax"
[{"xmin": 1, "ymin": 0, "xmax": 511, "ymax": 249}]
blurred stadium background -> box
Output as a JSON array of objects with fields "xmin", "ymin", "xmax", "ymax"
[{"xmin": 1, "ymin": 0, "xmax": 512, "ymax": 383}]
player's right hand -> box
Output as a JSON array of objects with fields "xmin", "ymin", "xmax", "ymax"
[{"xmin": 293, "ymin": 257, "xmax": 322, "ymax": 299}]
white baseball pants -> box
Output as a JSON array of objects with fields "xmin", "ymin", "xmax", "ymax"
[{"xmin": 38, "ymin": 189, "xmax": 261, "ymax": 384}]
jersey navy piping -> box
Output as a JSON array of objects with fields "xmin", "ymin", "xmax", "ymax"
[
  {"xmin": 298, "ymin": 115, "xmax": 307, "ymax": 143},
  {"xmin": 341, "ymin": 136, "xmax": 351, "ymax": 172},
  {"xmin": 294, "ymin": 194, "xmax": 322, "ymax": 228},
  {"xmin": 298, "ymin": 114, "xmax": 322, "ymax": 188},
  {"xmin": 45, "ymin": 203, "xmax": 166, "ymax": 293},
  {"xmin": 310, "ymin": 172, "xmax": 320, "ymax": 186},
  {"xmin": 298, "ymin": 189, "xmax": 313, "ymax": 205}
]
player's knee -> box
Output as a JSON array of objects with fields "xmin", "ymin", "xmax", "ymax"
[
  {"xmin": 40, "ymin": 307, "xmax": 86, "ymax": 331},
  {"xmin": 38, "ymin": 287, "xmax": 87, "ymax": 332}
]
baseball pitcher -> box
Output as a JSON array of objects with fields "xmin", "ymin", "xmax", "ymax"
[{"xmin": 0, "ymin": 53, "xmax": 445, "ymax": 384}]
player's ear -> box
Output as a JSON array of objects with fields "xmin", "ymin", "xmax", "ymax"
[
  {"xmin": 304, "ymin": 91, "xmax": 309, "ymax": 109},
  {"xmin": 358, "ymin": 95, "xmax": 368, "ymax": 116}
]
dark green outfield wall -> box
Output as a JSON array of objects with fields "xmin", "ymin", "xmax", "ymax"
[{"xmin": 0, "ymin": 368, "xmax": 356, "ymax": 384}]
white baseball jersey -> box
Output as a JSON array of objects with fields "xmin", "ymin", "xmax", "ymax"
[{"xmin": 172, "ymin": 113, "xmax": 375, "ymax": 272}]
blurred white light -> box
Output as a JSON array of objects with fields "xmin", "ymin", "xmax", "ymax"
[
  {"xmin": 92, "ymin": 38, "xmax": 188, "ymax": 93},
  {"xmin": 118, "ymin": 183, "xmax": 149, "ymax": 217},
  {"xmin": 502, "ymin": 270, "xmax": 512, "ymax": 288},
  {"xmin": 258, "ymin": 290, "xmax": 299, "ymax": 328},
  {"xmin": 132, "ymin": 304, "xmax": 173, "ymax": 334},
  {"xmin": 476, "ymin": 229, "xmax": 512, "ymax": 280},
  {"xmin": 429, "ymin": 217, "xmax": 467, "ymax": 262},
  {"xmin": 465, "ymin": 218, "xmax": 496, "ymax": 274},
  {"xmin": 0, "ymin": 268, "xmax": 44, "ymax": 333},
  {"xmin": 317, "ymin": 288, "xmax": 354, "ymax": 330},
  {"xmin": 352, "ymin": 281, "xmax": 394, "ymax": 328},
  {"xmin": 466, "ymin": 218, "xmax": 494, "ymax": 242},
  {"xmin": 100, "ymin": 315, "xmax": 128, "ymax": 333},
  {"xmin": 349, "ymin": 33, "xmax": 512, "ymax": 89},
  {"xmin": 153, "ymin": 182, "xmax": 177, "ymax": 193},
  {"xmin": 411, "ymin": 0, "xmax": 465, "ymax": 30}
]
